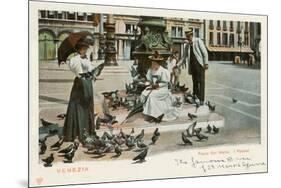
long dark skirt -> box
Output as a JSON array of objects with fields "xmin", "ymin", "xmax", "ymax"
[{"xmin": 63, "ymin": 77, "xmax": 95, "ymax": 142}]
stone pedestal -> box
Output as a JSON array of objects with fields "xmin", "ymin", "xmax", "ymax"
[{"xmin": 133, "ymin": 16, "xmax": 172, "ymax": 77}]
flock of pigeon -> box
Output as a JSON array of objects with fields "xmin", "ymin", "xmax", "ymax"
[{"xmin": 40, "ymin": 124, "xmax": 161, "ymax": 167}]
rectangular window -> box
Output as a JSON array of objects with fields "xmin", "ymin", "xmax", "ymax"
[
  {"xmin": 223, "ymin": 21, "xmax": 227, "ymax": 31},
  {"xmin": 209, "ymin": 20, "xmax": 214, "ymax": 30},
  {"xmin": 217, "ymin": 33, "xmax": 221, "ymax": 45},
  {"xmin": 217, "ymin": 21, "xmax": 221, "ymax": 30},
  {"xmin": 178, "ymin": 27, "xmax": 183, "ymax": 37},
  {"xmin": 230, "ymin": 21, "xmax": 234, "ymax": 31},
  {"xmin": 171, "ymin": 26, "xmax": 177, "ymax": 37},
  {"xmin": 209, "ymin": 32, "xmax": 214, "ymax": 45},
  {"xmin": 195, "ymin": 28, "xmax": 200, "ymax": 38},
  {"xmin": 229, "ymin": 33, "xmax": 234, "ymax": 47},
  {"xmin": 222, "ymin": 33, "xmax": 228, "ymax": 46}
]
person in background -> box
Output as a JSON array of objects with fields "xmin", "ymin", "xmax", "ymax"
[{"xmin": 178, "ymin": 29, "xmax": 209, "ymax": 105}]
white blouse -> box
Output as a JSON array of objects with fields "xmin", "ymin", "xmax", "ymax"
[
  {"xmin": 68, "ymin": 54, "xmax": 93, "ymax": 77},
  {"xmin": 146, "ymin": 66, "xmax": 170, "ymax": 88}
]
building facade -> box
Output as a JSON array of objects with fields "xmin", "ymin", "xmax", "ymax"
[
  {"xmin": 204, "ymin": 20, "xmax": 257, "ymax": 62},
  {"xmin": 38, "ymin": 10, "xmax": 203, "ymax": 62}
]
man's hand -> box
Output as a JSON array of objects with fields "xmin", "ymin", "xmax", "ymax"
[{"xmin": 204, "ymin": 64, "xmax": 209, "ymax": 70}]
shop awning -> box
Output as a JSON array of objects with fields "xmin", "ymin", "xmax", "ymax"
[{"xmin": 207, "ymin": 46, "xmax": 254, "ymax": 53}]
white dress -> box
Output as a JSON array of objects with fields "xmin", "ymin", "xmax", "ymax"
[
  {"xmin": 68, "ymin": 54, "xmax": 93, "ymax": 77},
  {"xmin": 141, "ymin": 66, "xmax": 180, "ymax": 121}
]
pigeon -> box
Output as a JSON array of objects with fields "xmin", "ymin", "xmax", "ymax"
[
  {"xmin": 125, "ymin": 137, "xmax": 135, "ymax": 149},
  {"xmin": 63, "ymin": 148, "xmax": 76, "ymax": 163},
  {"xmin": 42, "ymin": 153, "xmax": 54, "ymax": 167},
  {"xmin": 39, "ymin": 141, "xmax": 47, "ymax": 155},
  {"xmin": 130, "ymin": 128, "xmax": 135, "ymax": 136},
  {"xmin": 232, "ymin": 98, "xmax": 238, "ymax": 103},
  {"xmin": 195, "ymin": 133, "xmax": 208, "ymax": 141},
  {"xmin": 173, "ymin": 97, "xmax": 182, "ymax": 107},
  {"xmin": 207, "ymin": 101, "xmax": 216, "ymax": 112},
  {"xmin": 154, "ymin": 114, "xmax": 164, "ymax": 124},
  {"xmin": 137, "ymin": 140, "xmax": 148, "ymax": 149},
  {"xmin": 133, "ymin": 148, "xmax": 148, "ymax": 162},
  {"xmin": 113, "ymin": 137, "xmax": 125, "ymax": 146},
  {"xmin": 186, "ymin": 121, "xmax": 197, "ymax": 137},
  {"xmin": 179, "ymin": 84, "xmax": 189, "ymax": 93},
  {"xmin": 50, "ymin": 136, "xmax": 64, "ymax": 150},
  {"xmin": 212, "ymin": 125, "xmax": 219, "ymax": 134},
  {"xmin": 206, "ymin": 124, "xmax": 212, "ymax": 133},
  {"xmin": 48, "ymin": 129, "xmax": 58, "ymax": 135},
  {"xmin": 194, "ymin": 128, "xmax": 202, "ymax": 135},
  {"xmin": 40, "ymin": 118, "xmax": 54, "ymax": 127},
  {"xmin": 181, "ymin": 132, "xmax": 193, "ymax": 145},
  {"xmin": 188, "ymin": 113, "xmax": 197, "ymax": 120},
  {"xmin": 134, "ymin": 129, "xmax": 144, "ymax": 142},
  {"xmin": 57, "ymin": 113, "xmax": 66, "ymax": 120},
  {"xmin": 114, "ymin": 145, "xmax": 122, "ymax": 157},
  {"xmin": 151, "ymin": 128, "xmax": 160, "ymax": 144},
  {"xmin": 58, "ymin": 141, "xmax": 79, "ymax": 154}
]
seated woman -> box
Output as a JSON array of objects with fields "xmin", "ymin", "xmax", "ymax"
[
  {"xmin": 141, "ymin": 51, "xmax": 181, "ymax": 122},
  {"xmin": 63, "ymin": 39, "xmax": 96, "ymax": 142}
]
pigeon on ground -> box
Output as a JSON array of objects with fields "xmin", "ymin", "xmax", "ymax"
[
  {"xmin": 40, "ymin": 118, "xmax": 54, "ymax": 127},
  {"xmin": 50, "ymin": 136, "xmax": 64, "ymax": 150},
  {"xmin": 137, "ymin": 140, "xmax": 148, "ymax": 149},
  {"xmin": 151, "ymin": 128, "xmax": 160, "ymax": 144},
  {"xmin": 63, "ymin": 148, "xmax": 76, "ymax": 163},
  {"xmin": 207, "ymin": 101, "xmax": 216, "ymax": 112},
  {"xmin": 39, "ymin": 141, "xmax": 47, "ymax": 155},
  {"xmin": 42, "ymin": 153, "xmax": 54, "ymax": 167},
  {"xmin": 114, "ymin": 145, "xmax": 122, "ymax": 157},
  {"xmin": 134, "ymin": 129, "xmax": 144, "ymax": 142},
  {"xmin": 194, "ymin": 128, "xmax": 202, "ymax": 135},
  {"xmin": 232, "ymin": 98, "xmax": 238, "ymax": 103},
  {"xmin": 58, "ymin": 141, "xmax": 79, "ymax": 154},
  {"xmin": 57, "ymin": 113, "xmax": 66, "ymax": 120},
  {"xmin": 188, "ymin": 113, "xmax": 197, "ymax": 120},
  {"xmin": 206, "ymin": 124, "xmax": 212, "ymax": 133},
  {"xmin": 125, "ymin": 137, "xmax": 135, "ymax": 149},
  {"xmin": 186, "ymin": 121, "xmax": 197, "ymax": 137},
  {"xmin": 212, "ymin": 125, "xmax": 219, "ymax": 134},
  {"xmin": 133, "ymin": 148, "xmax": 148, "ymax": 162},
  {"xmin": 196, "ymin": 133, "xmax": 208, "ymax": 141},
  {"xmin": 181, "ymin": 132, "xmax": 193, "ymax": 145},
  {"xmin": 154, "ymin": 114, "xmax": 164, "ymax": 124}
]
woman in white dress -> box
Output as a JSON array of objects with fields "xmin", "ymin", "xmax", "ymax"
[
  {"xmin": 141, "ymin": 51, "xmax": 180, "ymax": 122},
  {"xmin": 63, "ymin": 40, "xmax": 96, "ymax": 142}
]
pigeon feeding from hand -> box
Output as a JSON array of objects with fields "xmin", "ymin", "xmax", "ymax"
[
  {"xmin": 232, "ymin": 98, "xmax": 238, "ymax": 103},
  {"xmin": 212, "ymin": 125, "xmax": 219, "ymax": 134},
  {"xmin": 42, "ymin": 153, "xmax": 54, "ymax": 167},
  {"xmin": 133, "ymin": 148, "xmax": 148, "ymax": 162},
  {"xmin": 50, "ymin": 136, "xmax": 64, "ymax": 150},
  {"xmin": 188, "ymin": 113, "xmax": 197, "ymax": 120},
  {"xmin": 181, "ymin": 132, "xmax": 193, "ymax": 145}
]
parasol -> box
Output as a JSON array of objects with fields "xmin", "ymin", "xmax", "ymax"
[
  {"xmin": 120, "ymin": 89, "xmax": 153, "ymax": 125},
  {"xmin": 57, "ymin": 31, "xmax": 92, "ymax": 66}
]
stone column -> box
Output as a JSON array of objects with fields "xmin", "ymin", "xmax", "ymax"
[
  {"xmin": 118, "ymin": 39, "xmax": 124, "ymax": 60},
  {"xmin": 98, "ymin": 14, "xmax": 105, "ymax": 60},
  {"xmin": 104, "ymin": 14, "xmax": 118, "ymax": 66}
]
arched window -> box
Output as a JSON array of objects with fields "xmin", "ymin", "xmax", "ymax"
[{"xmin": 39, "ymin": 30, "xmax": 56, "ymax": 60}]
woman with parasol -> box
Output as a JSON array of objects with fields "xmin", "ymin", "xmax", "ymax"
[
  {"xmin": 58, "ymin": 32, "xmax": 104, "ymax": 142},
  {"xmin": 140, "ymin": 51, "xmax": 181, "ymax": 122}
]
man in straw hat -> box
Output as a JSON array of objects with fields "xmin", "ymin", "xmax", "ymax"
[
  {"xmin": 140, "ymin": 51, "xmax": 180, "ymax": 122},
  {"xmin": 178, "ymin": 28, "xmax": 209, "ymax": 105}
]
